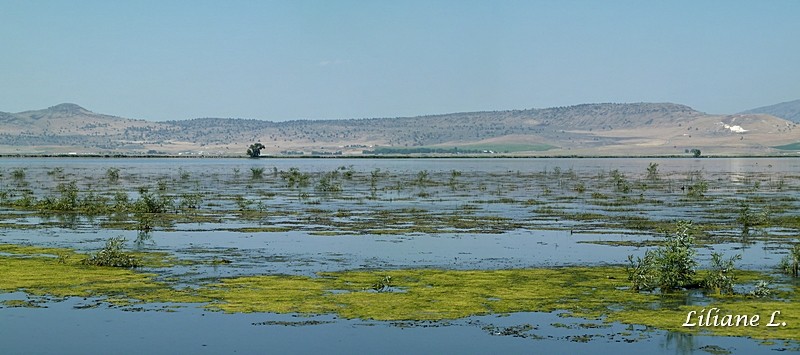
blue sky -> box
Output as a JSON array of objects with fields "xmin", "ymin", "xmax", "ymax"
[{"xmin": 1, "ymin": 0, "xmax": 798, "ymax": 121}]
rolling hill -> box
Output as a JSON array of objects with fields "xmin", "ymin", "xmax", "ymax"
[
  {"xmin": 740, "ymin": 99, "xmax": 800, "ymax": 123},
  {"xmin": 1, "ymin": 102, "xmax": 799, "ymax": 156}
]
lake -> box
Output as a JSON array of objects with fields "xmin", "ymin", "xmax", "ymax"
[{"xmin": 1, "ymin": 157, "xmax": 798, "ymax": 354}]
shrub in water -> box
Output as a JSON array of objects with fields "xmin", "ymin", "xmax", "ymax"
[
  {"xmin": 627, "ymin": 220, "xmax": 697, "ymax": 292},
  {"xmin": 779, "ymin": 244, "xmax": 800, "ymax": 277},
  {"xmin": 82, "ymin": 237, "xmax": 141, "ymax": 268},
  {"xmin": 703, "ymin": 253, "xmax": 741, "ymax": 295}
]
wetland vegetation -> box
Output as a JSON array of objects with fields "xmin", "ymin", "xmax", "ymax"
[{"xmin": 1, "ymin": 157, "xmax": 798, "ymax": 352}]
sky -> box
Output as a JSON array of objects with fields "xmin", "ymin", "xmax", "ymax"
[{"xmin": 1, "ymin": 0, "xmax": 799, "ymax": 121}]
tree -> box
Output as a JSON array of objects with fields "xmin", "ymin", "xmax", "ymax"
[
  {"xmin": 690, "ymin": 148, "xmax": 701, "ymax": 158},
  {"xmin": 247, "ymin": 143, "xmax": 265, "ymax": 158}
]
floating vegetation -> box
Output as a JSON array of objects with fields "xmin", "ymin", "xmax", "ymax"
[{"xmin": 0, "ymin": 237, "xmax": 798, "ymax": 340}]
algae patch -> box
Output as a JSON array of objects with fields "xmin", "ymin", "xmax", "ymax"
[
  {"xmin": 2, "ymin": 243, "xmax": 797, "ymax": 341},
  {"xmin": 201, "ymin": 267, "xmax": 799, "ymax": 341},
  {"xmin": 0, "ymin": 243, "xmax": 204, "ymax": 305}
]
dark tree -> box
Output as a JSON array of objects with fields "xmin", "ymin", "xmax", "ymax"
[
  {"xmin": 690, "ymin": 148, "xmax": 701, "ymax": 158},
  {"xmin": 247, "ymin": 143, "xmax": 265, "ymax": 158}
]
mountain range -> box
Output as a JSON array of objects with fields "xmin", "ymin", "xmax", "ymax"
[{"xmin": 1, "ymin": 101, "xmax": 799, "ymax": 156}]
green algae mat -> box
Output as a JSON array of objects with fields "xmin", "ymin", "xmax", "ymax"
[{"xmin": 2, "ymin": 243, "xmax": 797, "ymax": 341}]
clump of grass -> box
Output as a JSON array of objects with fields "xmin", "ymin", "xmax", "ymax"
[{"xmin": 82, "ymin": 237, "xmax": 141, "ymax": 268}]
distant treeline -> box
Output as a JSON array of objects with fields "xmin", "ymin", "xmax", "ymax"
[{"xmin": 364, "ymin": 147, "xmax": 492, "ymax": 155}]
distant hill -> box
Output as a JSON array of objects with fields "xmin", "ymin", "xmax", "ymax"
[
  {"xmin": 1, "ymin": 102, "xmax": 799, "ymax": 156},
  {"xmin": 740, "ymin": 99, "xmax": 800, "ymax": 123}
]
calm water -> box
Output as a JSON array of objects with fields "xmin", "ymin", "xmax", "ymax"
[{"xmin": 1, "ymin": 157, "xmax": 797, "ymax": 354}]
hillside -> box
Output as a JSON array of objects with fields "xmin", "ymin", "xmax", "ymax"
[
  {"xmin": 1, "ymin": 102, "xmax": 799, "ymax": 156},
  {"xmin": 740, "ymin": 99, "xmax": 800, "ymax": 123}
]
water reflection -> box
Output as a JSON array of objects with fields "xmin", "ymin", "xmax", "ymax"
[{"xmin": 663, "ymin": 331, "xmax": 695, "ymax": 355}]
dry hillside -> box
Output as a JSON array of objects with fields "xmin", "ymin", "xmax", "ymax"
[{"xmin": 1, "ymin": 102, "xmax": 799, "ymax": 156}]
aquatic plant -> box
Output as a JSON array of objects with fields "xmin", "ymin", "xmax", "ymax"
[
  {"xmin": 749, "ymin": 280, "xmax": 771, "ymax": 298},
  {"xmin": 610, "ymin": 169, "xmax": 631, "ymax": 193},
  {"xmin": 646, "ymin": 162, "xmax": 659, "ymax": 181},
  {"xmin": 685, "ymin": 179, "xmax": 708, "ymax": 199},
  {"xmin": 316, "ymin": 172, "xmax": 342, "ymax": 193},
  {"xmin": 626, "ymin": 221, "xmax": 697, "ymax": 292},
  {"xmin": 736, "ymin": 203, "xmax": 769, "ymax": 235},
  {"xmin": 133, "ymin": 188, "xmax": 173, "ymax": 214},
  {"xmin": 81, "ymin": 237, "xmax": 142, "ymax": 268},
  {"xmin": 449, "ymin": 170, "xmax": 461, "ymax": 190},
  {"xmin": 415, "ymin": 170, "xmax": 431, "ymax": 186},
  {"xmin": 369, "ymin": 168, "xmax": 382, "ymax": 198},
  {"xmin": 250, "ymin": 167, "xmax": 265, "ymax": 180},
  {"xmin": 113, "ymin": 191, "xmax": 130, "ymax": 210},
  {"xmin": 179, "ymin": 193, "xmax": 202, "ymax": 210},
  {"xmin": 703, "ymin": 253, "xmax": 741, "ymax": 295},
  {"xmin": 281, "ymin": 167, "xmax": 310, "ymax": 188},
  {"xmin": 47, "ymin": 167, "xmax": 65, "ymax": 177},
  {"xmin": 233, "ymin": 195, "xmax": 251, "ymax": 211},
  {"xmin": 343, "ymin": 166, "xmax": 355, "ymax": 179},
  {"xmin": 106, "ymin": 167, "xmax": 120, "ymax": 182},
  {"xmin": 779, "ymin": 244, "xmax": 800, "ymax": 277},
  {"xmin": 11, "ymin": 168, "xmax": 25, "ymax": 180},
  {"xmin": 370, "ymin": 275, "xmax": 393, "ymax": 292},
  {"xmin": 626, "ymin": 251, "xmax": 658, "ymax": 292},
  {"xmin": 179, "ymin": 169, "xmax": 191, "ymax": 180}
]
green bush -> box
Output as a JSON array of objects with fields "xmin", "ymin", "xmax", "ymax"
[
  {"xmin": 646, "ymin": 162, "xmax": 659, "ymax": 181},
  {"xmin": 626, "ymin": 251, "xmax": 658, "ymax": 291},
  {"xmin": 82, "ymin": 237, "xmax": 141, "ymax": 268},
  {"xmin": 703, "ymin": 253, "xmax": 741, "ymax": 295},
  {"xmin": 627, "ymin": 221, "xmax": 697, "ymax": 292},
  {"xmin": 133, "ymin": 189, "xmax": 173, "ymax": 214},
  {"xmin": 779, "ymin": 244, "xmax": 800, "ymax": 277},
  {"xmin": 737, "ymin": 203, "xmax": 769, "ymax": 235},
  {"xmin": 750, "ymin": 280, "xmax": 771, "ymax": 298},
  {"xmin": 106, "ymin": 167, "xmax": 120, "ymax": 182}
]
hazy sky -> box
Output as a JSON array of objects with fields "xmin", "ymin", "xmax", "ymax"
[{"xmin": 2, "ymin": 1, "xmax": 798, "ymax": 121}]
